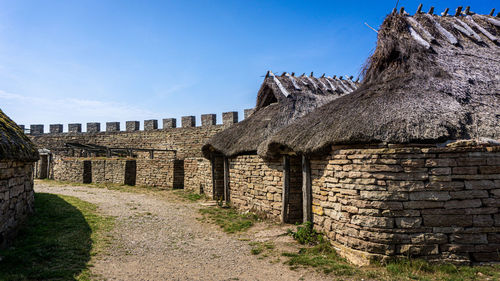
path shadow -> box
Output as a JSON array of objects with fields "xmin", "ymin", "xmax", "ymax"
[{"xmin": 0, "ymin": 193, "xmax": 92, "ymax": 280}]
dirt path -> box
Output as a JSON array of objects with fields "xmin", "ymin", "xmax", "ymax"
[{"xmin": 35, "ymin": 182, "xmax": 329, "ymax": 281}]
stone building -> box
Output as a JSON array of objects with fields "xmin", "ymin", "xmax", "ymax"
[
  {"xmin": 202, "ymin": 71, "xmax": 359, "ymax": 222},
  {"xmin": 0, "ymin": 109, "xmax": 39, "ymax": 247},
  {"xmin": 204, "ymin": 9, "xmax": 500, "ymax": 265}
]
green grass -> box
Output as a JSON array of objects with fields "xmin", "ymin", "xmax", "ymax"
[
  {"xmin": 198, "ymin": 206, "xmax": 258, "ymax": 233},
  {"xmin": 173, "ymin": 190, "xmax": 205, "ymax": 201},
  {"xmin": 287, "ymin": 221, "xmax": 322, "ymax": 245},
  {"xmin": 282, "ymin": 241, "xmax": 357, "ymax": 276},
  {"xmin": 0, "ymin": 193, "xmax": 114, "ymax": 281},
  {"xmin": 379, "ymin": 258, "xmax": 500, "ymax": 281}
]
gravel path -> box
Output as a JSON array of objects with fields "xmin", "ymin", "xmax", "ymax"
[{"xmin": 35, "ymin": 182, "xmax": 329, "ymax": 281}]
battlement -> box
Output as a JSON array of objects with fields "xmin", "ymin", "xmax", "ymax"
[{"xmin": 22, "ymin": 109, "xmax": 253, "ymax": 135}]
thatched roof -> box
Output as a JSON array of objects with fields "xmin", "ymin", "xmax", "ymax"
[
  {"xmin": 262, "ymin": 10, "xmax": 500, "ymax": 158},
  {"xmin": 0, "ymin": 108, "xmax": 39, "ymax": 161},
  {"xmin": 202, "ymin": 72, "xmax": 359, "ymax": 158}
]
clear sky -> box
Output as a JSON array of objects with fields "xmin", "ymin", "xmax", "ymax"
[{"xmin": 0, "ymin": 0, "xmax": 496, "ymax": 131}]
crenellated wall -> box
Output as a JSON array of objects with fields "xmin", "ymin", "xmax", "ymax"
[{"xmin": 27, "ymin": 111, "xmax": 252, "ymax": 160}]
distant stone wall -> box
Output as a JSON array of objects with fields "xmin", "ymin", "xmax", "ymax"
[
  {"xmin": 53, "ymin": 156, "xmax": 91, "ymax": 183},
  {"xmin": 184, "ymin": 157, "xmax": 213, "ymax": 195},
  {"xmin": 310, "ymin": 146, "xmax": 500, "ymax": 265},
  {"xmin": 0, "ymin": 160, "xmax": 35, "ymax": 248},
  {"xmin": 91, "ymin": 159, "xmax": 136, "ymax": 185},
  {"xmin": 136, "ymin": 159, "xmax": 183, "ymax": 189}
]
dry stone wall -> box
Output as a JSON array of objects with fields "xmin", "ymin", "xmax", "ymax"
[
  {"xmin": 136, "ymin": 159, "xmax": 183, "ymax": 189},
  {"xmin": 0, "ymin": 160, "xmax": 35, "ymax": 248},
  {"xmin": 53, "ymin": 156, "xmax": 91, "ymax": 183},
  {"xmin": 184, "ymin": 157, "xmax": 213, "ymax": 195},
  {"xmin": 229, "ymin": 155, "xmax": 284, "ymax": 220},
  {"xmin": 309, "ymin": 145, "xmax": 500, "ymax": 264},
  {"xmin": 91, "ymin": 159, "xmax": 135, "ymax": 185},
  {"xmin": 30, "ymin": 126, "xmax": 226, "ymax": 160}
]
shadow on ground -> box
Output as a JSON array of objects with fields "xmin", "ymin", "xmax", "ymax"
[{"xmin": 0, "ymin": 193, "xmax": 92, "ymax": 280}]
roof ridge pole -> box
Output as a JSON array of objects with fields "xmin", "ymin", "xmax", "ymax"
[
  {"xmin": 466, "ymin": 16, "xmax": 499, "ymax": 42},
  {"xmin": 406, "ymin": 16, "xmax": 436, "ymax": 42},
  {"xmin": 454, "ymin": 6, "xmax": 462, "ymax": 17},
  {"xmin": 416, "ymin": 3, "xmax": 423, "ymax": 14},
  {"xmin": 424, "ymin": 13, "xmax": 458, "ymax": 45}
]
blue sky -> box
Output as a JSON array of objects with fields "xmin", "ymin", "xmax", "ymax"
[{"xmin": 0, "ymin": 0, "xmax": 496, "ymax": 131}]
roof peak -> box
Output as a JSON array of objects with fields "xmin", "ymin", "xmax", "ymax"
[{"xmin": 393, "ymin": 4, "xmax": 499, "ymax": 18}]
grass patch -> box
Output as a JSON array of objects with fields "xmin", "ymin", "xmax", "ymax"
[
  {"xmin": 249, "ymin": 241, "xmax": 275, "ymax": 256},
  {"xmin": 379, "ymin": 258, "xmax": 500, "ymax": 281},
  {"xmin": 0, "ymin": 193, "xmax": 114, "ymax": 281},
  {"xmin": 282, "ymin": 241, "xmax": 357, "ymax": 276},
  {"xmin": 199, "ymin": 206, "xmax": 258, "ymax": 233},
  {"xmin": 173, "ymin": 190, "xmax": 205, "ymax": 202},
  {"xmin": 287, "ymin": 221, "xmax": 322, "ymax": 245}
]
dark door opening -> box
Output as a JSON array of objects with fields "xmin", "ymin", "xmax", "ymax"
[
  {"xmin": 211, "ymin": 155, "xmax": 225, "ymax": 200},
  {"xmin": 283, "ymin": 155, "xmax": 303, "ymax": 224}
]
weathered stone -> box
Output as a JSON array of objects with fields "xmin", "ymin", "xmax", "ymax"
[
  {"xmin": 450, "ymin": 233, "xmax": 487, "ymax": 244},
  {"xmin": 444, "ymin": 199, "xmax": 482, "ymax": 209},
  {"xmin": 360, "ymin": 191, "xmax": 408, "ymax": 201},
  {"xmin": 351, "ymin": 215, "xmax": 394, "ymax": 228},
  {"xmin": 423, "ymin": 215, "xmax": 472, "ymax": 227},
  {"xmin": 465, "ymin": 180, "xmax": 495, "ymax": 189},
  {"xmin": 395, "ymin": 217, "xmax": 422, "ymax": 228},
  {"xmin": 449, "ymin": 190, "xmax": 489, "ymax": 199},
  {"xmin": 409, "ymin": 192, "xmax": 451, "ymax": 201}
]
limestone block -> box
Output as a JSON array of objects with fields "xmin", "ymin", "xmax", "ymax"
[
  {"xmin": 395, "ymin": 217, "xmax": 422, "ymax": 228},
  {"xmin": 68, "ymin": 123, "xmax": 82, "ymax": 133}
]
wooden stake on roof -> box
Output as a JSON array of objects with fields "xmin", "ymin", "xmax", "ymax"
[
  {"xmin": 333, "ymin": 75, "xmax": 336, "ymax": 79},
  {"xmin": 392, "ymin": 8, "xmax": 397, "ymax": 14},
  {"xmin": 428, "ymin": 7, "xmax": 434, "ymax": 15},
  {"xmin": 489, "ymin": 8, "xmax": 495, "ymax": 16},
  {"xmin": 349, "ymin": 76, "xmax": 353, "ymax": 80},
  {"xmin": 310, "ymin": 72, "xmax": 313, "ymax": 77},
  {"xmin": 464, "ymin": 6, "xmax": 470, "ymax": 15},
  {"xmin": 291, "ymin": 72, "xmax": 295, "ymax": 77},
  {"xmin": 399, "ymin": 7, "xmax": 405, "ymax": 14},
  {"xmin": 416, "ymin": 4, "xmax": 423, "ymax": 14},
  {"xmin": 265, "ymin": 71, "xmax": 270, "ymax": 78},
  {"xmin": 442, "ymin": 8, "xmax": 449, "ymax": 16},
  {"xmin": 281, "ymin": 72, "xmax": 286, "ymax": 77},
  {"xmin": 300, "ymin": 73, "xmax": 305, "ymax": 77},
  {"xmin": 454, "ymin": 6, "xmax": 462, "ymax": 17},
  {"xmin": 321, "ymin": 73, "xmax": 325, "ymax": 78}
]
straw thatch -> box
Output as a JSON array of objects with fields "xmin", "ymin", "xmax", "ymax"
[
  {"xmin": 202, "ymin": 72, "xmax": 358, "ymax": 158},
  {"xmin": 262, "ymin": 11, "xmax": 500, "ymax": 158},
  {"xmin": 0, "ymin": 109, "xmax": 39, "ymax": 161}
]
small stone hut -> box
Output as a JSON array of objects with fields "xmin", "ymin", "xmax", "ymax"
[
  {"xmin": 261, "ymin": 9, "xmax": 500, "ymax": 264},
  {"xmin": 203, "ymin": 71, "xmax": 358, "ymax": 222},
  {"xmin": 0, "ymin": 108, "xmax": 39, "ymax": 247}
]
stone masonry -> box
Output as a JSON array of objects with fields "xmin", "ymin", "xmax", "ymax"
[
  {"xmin": 308, "ymin": 145, "xmax": 500, "ymax": 264},
  {"xmin": 0, "ymin": 160, "xmax": 35, "ymax": 248}
]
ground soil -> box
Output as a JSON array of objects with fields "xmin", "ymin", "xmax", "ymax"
[{"xmin": 35, "ymin": 181, "xmax": 330, "ymax": 281}]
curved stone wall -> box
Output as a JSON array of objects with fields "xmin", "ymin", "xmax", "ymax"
[{"xmin": 0, "ymin": 160, "xmax": 35, "ymax": 248}]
